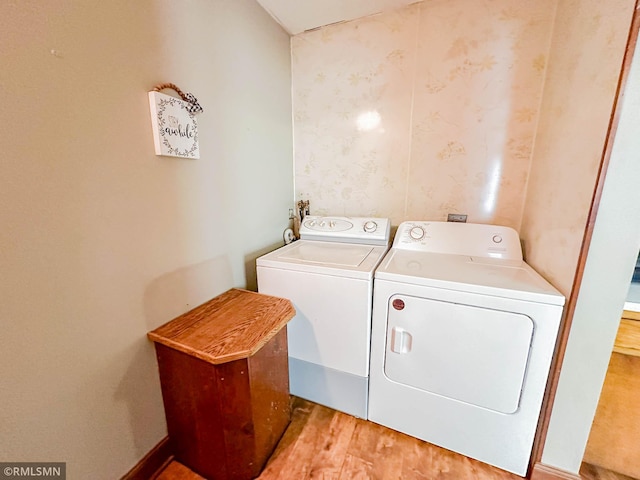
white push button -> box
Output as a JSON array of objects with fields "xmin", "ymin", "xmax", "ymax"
[
  {"xmin": 492, "ymin": 235, "xmax": 503, "ymax": 244},
  {"xmin": 364, "ymin": 221, "xmax": 377, "ymax": 233}
]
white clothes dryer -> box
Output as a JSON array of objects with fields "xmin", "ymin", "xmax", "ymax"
[
  {"xmin": 257, "ymin": 216, "xmax": 390, "ymax": 418},
  {"xmin": 368, "ymin": 221, "xmax": 564, "ymax": 476}
]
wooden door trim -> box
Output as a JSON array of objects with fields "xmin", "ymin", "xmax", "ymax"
[
  {"xmin": 529, "ymin": 0, "xmax": 640, "ymax": 476},
  {"xmin": 531, "ymin": 462, "xmax": 582, "ymax": 480}
]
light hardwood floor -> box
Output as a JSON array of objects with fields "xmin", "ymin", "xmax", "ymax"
[
  {"xmin": 157, "ymin": 397, "xmax": 520, "ymax": 480},
  {"xmin": 580, "ymin": 463, "xmax": 638, "ymax": 480},
  {"xmin": 155, "ymin": 397, "xmax": 636, "ymax": 480}
]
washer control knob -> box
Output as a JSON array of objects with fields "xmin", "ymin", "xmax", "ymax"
[
  {"xmin": 409, "ymin": 226, "xmax": 425, "ymax": 240},
  {"xmin": 329, "ymin": 220, "xmax": 336, "ymax": 228},
  {"xmin": 492, "ymin": 234, "xmax": 503, "ymax": 244},
  {"xmin": 363, "ymin": 221, "xmax": 377, "ymax": 233},
  {"xmin": 319, "ymin": 221, "xmax": 326, "ymax": 227}
]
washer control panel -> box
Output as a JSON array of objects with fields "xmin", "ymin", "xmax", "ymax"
[
  {"xmin": 300, "ymin": 215, "xmax": 391, "ymax": 246},
  {"xmin": 394, "ymin": 221, "xmax": 522, "ymax": 260}
]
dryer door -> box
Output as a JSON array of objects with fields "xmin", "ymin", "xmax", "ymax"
[{"xmin": 384, "ymin": 295, "xmax": 533, "ymax": 414}]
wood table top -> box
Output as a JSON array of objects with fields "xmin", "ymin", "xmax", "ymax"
[{"xmin": 148, "ymin": 288, "xmax": 295, "ymax": 364}]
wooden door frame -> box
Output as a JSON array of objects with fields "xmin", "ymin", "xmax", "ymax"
[{"xmin": 530, "ymin": 1, "xmax": 640, "ymax": 478}]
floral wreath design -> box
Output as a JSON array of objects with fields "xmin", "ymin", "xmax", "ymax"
[{"xmin": 156, "ymin": 97, "xmax": 199, "ymax": 158}]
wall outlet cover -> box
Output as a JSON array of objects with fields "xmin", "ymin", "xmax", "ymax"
[{"xmin": 447, "ymin": 214, "xmax": 468, "ymax": 223}]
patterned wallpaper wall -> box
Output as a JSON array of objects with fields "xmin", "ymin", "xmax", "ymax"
[
  {"xmin": 292, "ymin": 0, "xmax": 556, "ymax": 228},
  {"xmin": 519, "ymin": 0, "xmax": 635, "ymax": 297}
]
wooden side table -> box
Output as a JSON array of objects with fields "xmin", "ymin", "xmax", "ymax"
[{"xmin": 148, "ymin": 288, "xmax": 295, "ymax": 480}]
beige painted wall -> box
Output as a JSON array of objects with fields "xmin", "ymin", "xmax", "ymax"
[
  {"xmin": 0, "ymin": 1, "xmax": 292, "ymax": 478},
  {"xmin": 291, "ymin": 0, "xmax": 556, "ymax": 228}
]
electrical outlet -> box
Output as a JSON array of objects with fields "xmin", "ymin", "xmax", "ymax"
[{"xmin": 447, "ymin": 214, "xmax": 468, "ymax": 223}]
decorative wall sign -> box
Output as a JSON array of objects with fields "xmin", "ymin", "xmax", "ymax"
[{"xmin": 148, "ymin": 90, "xmax": 200, "ymax": 159}]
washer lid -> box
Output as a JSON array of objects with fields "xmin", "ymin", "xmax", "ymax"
[
  {"xmin": 376, "ymin": 250, "xmax": 565, "ymax": 306},
  {"xmin": 257, "ymin": 240, "xmax": 388, "ymax": 279}
]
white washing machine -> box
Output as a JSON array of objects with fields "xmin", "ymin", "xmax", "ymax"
[
  {"xmin": 257, "ymin": 215, "xmax": 390, "ymax": 418},
  {"xmin": 368, "ymin": 221, "xmax": 565, "ymax": 476}
]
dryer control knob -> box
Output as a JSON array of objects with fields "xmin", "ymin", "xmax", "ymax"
[
  {"xmin": 409, "ymin": 226, "xmax": 425, "ymax": 240},
  {"xmin": 363, "ymin": 221, "xmax": 378, "ymax": 233}
]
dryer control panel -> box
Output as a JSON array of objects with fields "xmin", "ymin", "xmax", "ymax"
[
  {"xmin": 300, "ymin": 215, "xmax": 391, "ymax": 246},
  {"xmin": 393, "ymin": 221, "xmax": 522, "ymax": 260}
]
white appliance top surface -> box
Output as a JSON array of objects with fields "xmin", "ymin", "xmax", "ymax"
[
  {"xmin": 377, "ymin": 250, "xmax": 564, "ymax": 305},
  {"xmin": 257, "ymin": 239, "xmax": 389, "ymax": 279},
  {"xmin": 378, "ymin": 221, "xmax": 564, "ymax": 305},
  {"xmin": 299, "ymin": 215, "xmax": 390, "ymax": 246}
]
